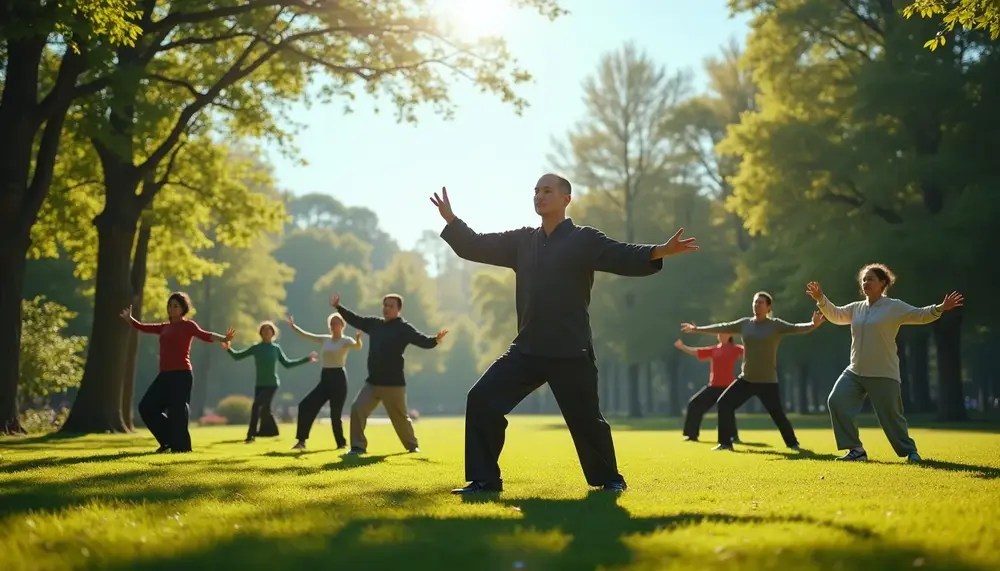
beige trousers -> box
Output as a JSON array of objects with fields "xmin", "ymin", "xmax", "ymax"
[{"xmin": 349, "ymin": 382, "xmax": 418, "ymax": 451}]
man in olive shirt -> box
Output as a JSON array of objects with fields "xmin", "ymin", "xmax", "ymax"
[
  {"xmin": 332, "ymin": 292, "xmax": 447, "ymax": 455},
  {"xmin": 431, "ymin": 174, "xmax": 699, "ymax": 495}
]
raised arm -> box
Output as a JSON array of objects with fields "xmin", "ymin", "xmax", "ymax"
[
  {"xmin": 807, "ymin": 282, "xmax": 854, "ymax": 326},
  {"xmin": 439, "ymin": 218, "xmax": 522, "ymax": 269},
  {"xmin": 682, "ymin": 318, "xmax": 748, "ymax": 335},
  {"xmin": 588, "ymin": 228, "xmax": 663, "ymax": 277},
  {"xmin": 121, "ymin": 306, "xmax": 164, "ymax": 334},
  {"xmin": 890, "ymin": 294, "xmax": 961, "ymax": 326},
  {"xmin": 288, "ymin": 319, "xmax": 327, "ymax": 343},
  {"xmin": 774, "ymin": 313, "xmax": 824, "ymax": 336},
  {"xmin": 226, "ymin": 343, "xmax": 256, "ymax": 361},
  {"xmin": 334, "ymin": 302, "xmax": 382, "ymax": 333},
  {"xmin": 276, "ymin": 344, "xmax": 312, "ymax": 369},
  {"xmin": 673, "ymin": 339, "xmax": 706, "ymax": 358},
  {"xmin": 351, "ymin": 331, "xmax": 363, "ymax": 350}
]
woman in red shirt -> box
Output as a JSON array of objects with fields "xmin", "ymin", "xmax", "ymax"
[
  {"xmin": 674, "ymin": 334, "xmax": 744, "ymax": 443},
  {"xmin": 122, "ymin": 292, "xmax": 235, "ymax": 453}
]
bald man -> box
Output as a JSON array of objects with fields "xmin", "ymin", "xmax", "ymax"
[{"xmin": 431, "ymin": 173, "xmax": 699, "ymax": 494}]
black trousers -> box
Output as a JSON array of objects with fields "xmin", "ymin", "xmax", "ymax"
[
  {"xmin": 139, "ymin": 370, "xmax": 194, "ymax": 452},
  {"xmin": 296, "ymin": 368, "xmax": 348, "ymax": 446},
  {"xmin": 464, "ymin": 349, "xmax": 621, "ymax": 486},
  {"xmin": 248, "ymin": 386, "xmax": 278, "ymax": 438},
  {"xmin": 717, "ymin": 378, "xmax": 798, "ymax": 447},
  {"xmin": 682, "ymin": 385, "xmax": 739, "ymax": 440}
]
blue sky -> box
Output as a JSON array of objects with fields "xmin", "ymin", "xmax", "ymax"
[{"xmin": 266, "ymin": 1, "xmax": 751, "ymax": 250}]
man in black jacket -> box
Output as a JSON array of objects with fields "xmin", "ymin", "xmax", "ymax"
[
  {"xmin": 432, "ymin": 173, "xmax": 698, "ymax": 494},
  {"xmin": 332, "ymin": 292, "xmax": 447, "ymax": 455}
]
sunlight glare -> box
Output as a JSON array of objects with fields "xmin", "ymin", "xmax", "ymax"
[{"xmin": 434, "ymin": 0, "xmax": 513, "ymax": 40}]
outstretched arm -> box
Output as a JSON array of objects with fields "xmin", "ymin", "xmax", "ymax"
[
  {"xmin": 188, "ymin": 320, "xmax": 234, "ymax": 344},
  {"xmin": 288, "ymin": 321, "xmax": 327, "ymax": 343},
  {"xmin": 815, "ymin": 296, "xmax": 856, "ymax": 326},
  {"xmin": 682, "ymin": 318, "xmax": 748, "ymax": 335},
  {"xmin": 226, "ymin": 344, "xmax": 256, "ymax": 361},
  {"xmin": 774, "ymin": 313, "xmax": 823, "ymax": 336},
  {"xmin": 277, "ymin": 344, "xmax": 312, "ymax": 368},
  {"xmin": 121, "ymin": 306, "xmax": 163, "ymax": 334},
  {"xmin": 589, "ymin": 229, "xmax": 663, "ymax": 277},
  {"xmin": 334, "ymin": 302, "xmax": 382, "ymax": 333},
  {"xmin": 673, "ymin": 339, "xmax": 708, "ymax": 358},
  {"xmin": 440, "ymin": 218, "xmax": 522, "ymax": 269},
  {"xmin": 406, "ymin": 323, "xmax": 443, "ymax": 350}
]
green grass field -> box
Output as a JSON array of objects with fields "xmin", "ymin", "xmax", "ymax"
[{"xmin": 2, "ymin": 415, "xmax": 1000, "ymax": 571}]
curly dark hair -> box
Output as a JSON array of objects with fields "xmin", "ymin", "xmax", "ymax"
[{"xmin": 858, "ymin": 263, "xmax": 896, "ymax": 293}]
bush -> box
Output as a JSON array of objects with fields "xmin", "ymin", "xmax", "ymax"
[
  {"xmin": 216, "ymin": 394, "xmax": 253, "ymax": 425},
  {"xmin": 19, "ymin": 297, "xmax": 86, "ymax": 407},
  {"xmin": 19, "ymin": 407, "xmax": 70, "ymax": 434}
]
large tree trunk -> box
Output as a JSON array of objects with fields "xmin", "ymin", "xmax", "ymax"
[
  {"xmin": 0, "ymin": 248, "xmax": 29, "ymax": 435},
  {"xmin": 62, "ymin": 176, "xmax": 141, "ymax": 433},
  {"xmin": 0, "ymin": 36, "xmax": 88, "ymax": 435},
  {"xmin": 932, "ymin": 308, "xmax": 966, "ymax": 421},
  {"xmin": 121, "ymin": 220, "xmax": 152, "ymax": 429},
  {"xmin": 909, "ymin": 330, "xmax": 933, "ymax": 413},
  {"xmin": 797, "ymin": 362, "xmax": 810, "ymax": 414}
]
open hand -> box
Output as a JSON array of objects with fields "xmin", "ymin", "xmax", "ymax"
[
  {"xmin": 286, "ymin": 315, "xmax": 295, "ymax": 327},
  {"xmin": 330, "ymin": 293, "xmax": 340, "ymax": 308},
  {"xmin": 680, "ymin": 322, "xmax": 696, "ymax": 333},
  {"xmin": 811, "ymin": 311, "xmax": 825, "ymax": 326},
  {"xmin": 221, "ymin": 341, "xmax": 231, "ymax": 351},
  {"xmin": 657, "ymin": 228, "xmax": 699, "ymax": 258},
  {"xmin": 223, "ymin": 328, "xmax": 236, "ymax": 342},
  {"xmin": 806, "ymin": 282, "xmax": 824, "ymax": 302},
  {"xmin": 309, "ymin": 351, "xmax": 318, "ymax": 363},
  {"xmin": 940, "ymin": 291, "xmax": 964, "ymax": 311},
  {"xmin": 673, "ymin": 339, "xmax": 684, "ymax": 349},
  {"xmin": 435, "ymin": 329, "xmax": 449, "ymax": 344},
  {"xmin": 355, "ymin": 330, "xmax": 362, "ymax": 341},
  {"xmin": 120, "ymin": 306, "xmax": 132, "ymax": 321},
  {"xmin": 430, "ymin": 187, "xmax": 456, "ymax": 224}
]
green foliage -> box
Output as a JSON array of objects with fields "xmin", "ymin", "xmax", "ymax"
[
  {"xmin": 19, "ymin": 297, "xmax": 87, "ymax": 407},
  {"xmin": 17, "ymin": 407, "xmax": 72, "ymax": 434},
  {"xmin": 216, "ymin": 394, "xmax": 253, "ymax": 425},
  {"xmin": 904, "ymin": 0, "xmax": 1000, "ymax": 49}
]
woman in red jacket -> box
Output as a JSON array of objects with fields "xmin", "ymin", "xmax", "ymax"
[
  {"xmin": 674, "ymin": 334, "xmax": 744, "ymax": 443},
  {"xmin": 122, "ymin": 292, "xmax": 234, "ymax": 453}
]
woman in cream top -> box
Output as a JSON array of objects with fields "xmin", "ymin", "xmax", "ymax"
[
  {"xmin": 287, "ymin": 313, "xmax": 363, "ymax": 450},
  {"xmin": 808, "ymin": 263, "xmax": 963, "ymax": 463}
]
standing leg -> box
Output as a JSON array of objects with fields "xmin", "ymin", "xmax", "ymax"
[
  {"xmin": 827, "ymin": 370, "xmax": 869, "ymax": 452},
  {"xmin": 546, "ymin": 357, "xmax": 622, "ymax": 487},
  {"xmin": 461, "ymin": 351, "xmax": 544, "ymax": 486},
  {"xmin": 716, "ymin": 379, "xmax": 755, "ymax": 446},
  {"xmin": 862, "ymin": 376, "xmax": 918, "ymax": 457},
  {"xmin": 327, "ymin": 369, "xmax": 349, "ymax": 448},
  {"xmin": 295, "ymin": 377, "xmax": 331, "ymax": 442},
  {"xmin": 349, "ymin": 382, "xmax": 380, "ymax": 452},
  {"xmin": 247, "ymin": 387, "xmax": 267, "ymax": 440},
  {"xmin": 756, "ymin": 383, "xmax": 799, "ymax": 448},
  {"xmin": 138, "ymin": 374, "xmax": 169, "ymax": 450},
  {"xmin": 376, "ymin": 386, "xmax": 419, "ymax": 451},
  {"xmin": 166, "ymin": 371, "xmax": 194, "ymax": 452},
  {"xmin": 257, "ymin": 388, "xmax": 280, "ymax": 437},
  {"xmin": 683, "ymin": 386, "xmax": 723, "ymax": 440}
]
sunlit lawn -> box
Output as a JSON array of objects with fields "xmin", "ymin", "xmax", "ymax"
[{"xmin": 2, "ymin": 414, "xmax": 999, "ymax": 570}]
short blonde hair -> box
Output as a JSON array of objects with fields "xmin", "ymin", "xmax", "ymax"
[{"xmin": 328, "ymin": 313, "xmax": 345, "ymax": 328}]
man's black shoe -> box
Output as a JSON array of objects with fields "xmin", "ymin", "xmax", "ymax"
[
  {"xmin": 450, "ymin": 480, "xmax": 503, "ymax": 495},
  {"xmin": 603, "ymin": 480, "xmax": 627, "ymax": 492}
]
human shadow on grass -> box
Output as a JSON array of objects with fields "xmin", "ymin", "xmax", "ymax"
[
  {"xmin": 0, "ymin": 450, "xmax": 159, "ymax": 473},
  {"xmin": 101, "ymin": 490, "xmax": 990, "ymax": 571},
  {"xmin": 863, "ymin": 458, "xmax": 1000, "ymax": 480},
  {"xmin": 0, "ymin": 466, "xmax": 251, "ymax": 520},
  {"xmin": 0, "ymin": 431, "xmax": 155, "ymax": 452},
  {"xmin": 739, "ymin": 448, "xmax": 840, "ymax": 461}
]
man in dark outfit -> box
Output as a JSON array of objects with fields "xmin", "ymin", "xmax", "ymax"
[
  {"xmin": 431, "ymin": 173, "xmax": 699, "ymax": 494},
  {"xmin": 332, "ymin": 292, "xmax": 448, "ymax": 455}
]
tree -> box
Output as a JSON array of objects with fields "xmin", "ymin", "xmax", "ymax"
[
  {"xmin": 723, "ymin": 0, "xmax": 1000, "ymax": 420},
  {"xmin": 18, "ymin": 297, "xmax": 87, "ymax": 410},
  {"xmin": 470, "ymin": 269, "xmax": 517, "ymax": 370},
  {"xmin": 0, "ymin": 0, "xmax": 140, "ymax": 434},
  {"xmin": 57, "ymin": 0, "xmax": 566, "ymax": 433},
  {"xmin": 551, "ymin": 41, "xmax": 691, "ymax": 417},
  {"xmin": 904, "ymin": 0, "xmax": 1000, "ymax": 49},
  {"xmin": 287, "ymin": 193, "xmax": 399, "ymax": 269}
]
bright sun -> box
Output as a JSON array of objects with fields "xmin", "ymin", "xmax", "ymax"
[{"xmin": 434, "ymin": 0, "xmax": 512, "ymax": 40}]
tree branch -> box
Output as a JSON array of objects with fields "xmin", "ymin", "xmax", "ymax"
[
  {"xmin": 148, "ymin": 73, "xmax": 202, "ymax": 99},
  {"xmin": 821, "ymin": 191, "xmax": 903, "ymax": 224},
  {"xmin": 839, "ymin": 0, "xmax": 884, "ymax": 37},
  {"xmin": 157, "ymin": 31, "xmax": 257, "ymax": 52},
  {"xmin": 144, "ymin": 1, "xmax": 290, "ymax": 34}
]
